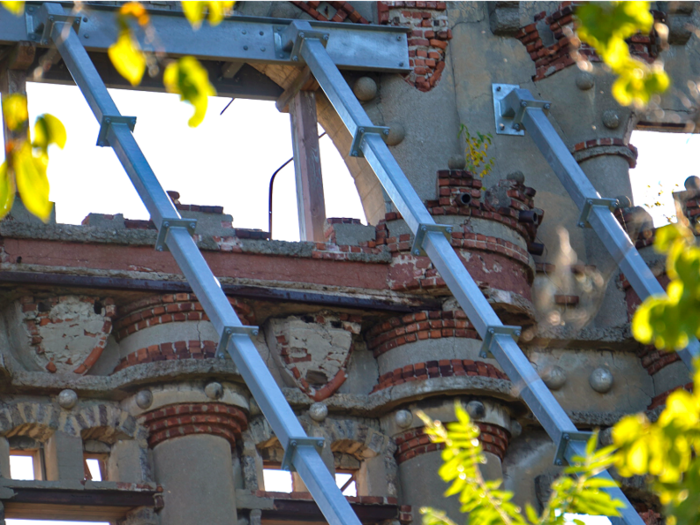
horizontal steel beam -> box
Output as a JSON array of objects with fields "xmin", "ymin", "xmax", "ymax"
[{"xmin": 0, "ymin": 3, "xmax": 411, "ymax": 74}]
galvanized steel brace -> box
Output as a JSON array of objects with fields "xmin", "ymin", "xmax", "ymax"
[
  {"xmin": 216, "ymin": 325, "xmax": 261, "ymax": 359},
  {"xmin": 281, "ymin": 437, "xmax": 325, "ymax": 472},
  {"xmin": 154, "ymin": 218, "xmax": 197, "ymax": 252}
]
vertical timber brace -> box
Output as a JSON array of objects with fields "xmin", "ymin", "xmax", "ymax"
[
  {"xmin": 289, "ymin": 89, "xmax": 326, "ymax": 243},
  {"xmin": 0, "ymin": 42, "xmax": 36, "ymax": 146}
]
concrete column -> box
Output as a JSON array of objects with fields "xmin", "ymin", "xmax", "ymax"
[
  {"xmin": 108, "ymin": 439, "xmax": 146, "ymax": 483},
  {"xmin": 0, "ymin": 437, "xmax": 11, "ymax": 478},
  {"xmin": 44, "ymin": 432, "xmax": 84, "ymax": 481},
  {"xmin": 154, "ymin": 434, "xmax": 238, "ymax": 525}
]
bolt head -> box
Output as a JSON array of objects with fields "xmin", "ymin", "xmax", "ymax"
[
  {"xmin": 259, "ymin": 31, "xmax": 264, "ymax": 35},
  {"xmin": 359, "ymin": 127, "xmax": 365, "ymax": 133},
  {"xmin": 556, "ymin": 459, "xmax": 563, "ymax": 466},
  {"xmin": 243, "ymin": 45, "xmax": 249, "ymax": 50},
  {"xmin": 293, "ymin": 56, "xmax": 299, "ymax": 61},
  {"xmin": 156, "ymin": 246, "xmax": 164, "ymax": 252},
  {"xmin": 163, "ymin": 221, "xmax": 170, "ymax": 228},
  {"xmin": 513, "ymin": 123, "xmax": 521, "ymax": 131},
  {"xmin": 190, "ymin": 222, "xmax": 196, "ymax": 230},
  {"xmin": 520, "ymin": 100, "xmax": 528, "ymax": 107},
  {"xmin": 351, "ymin": 150, "xmax": 358, "ymax": 156},
  {"xmin": 105, "ymin": 118, "xmax": 111, "ymax": 124},
  {"xmin": 499, "ymin": 123, "xmax": 505, "ymax": 130},
  {"xmin": 323, "ymin": 34, "xmax": 329, "ymax": 41},
  {"xmin": 299, "ymin": 32, "xmax": 305, "ymax": 38},
  {"xmin": 563, "ymin": 433, "xmax": 570, "ymax": 440},
  {"xmin": 290, "ymin": 440, "xmax": 298, "ymax": 447},
  {"xmin": 413, "ymin": 249, "xmax": 420, "ymax": 255},
  {"xmin": 544, "ymin": 103, "xmax": 551, "ymax": 110},
  {"xmin": 83, "ymin": 16, "xmax": 88, "ymax": 22},
  {"xmin": 399, "ymin": 62, "xmax": 404, "ymax": 67},
  {"xmin": 496, "ymin": 86, "xmax": 501, "ymax": 91}
]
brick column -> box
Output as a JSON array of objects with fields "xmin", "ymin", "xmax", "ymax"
[{"xmin": 143, "ymin": 403, "xmax": 247, "ymax": 525}]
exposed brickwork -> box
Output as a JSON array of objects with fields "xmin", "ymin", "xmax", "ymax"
[
  {"xmin": 291, "ymin": 1, "xmax": 370, "ymax": 24},
  {"xmin": 142, "ymin": 403, "xmax": 248, "ymax": 448},
  {"xmin": 679, "ymin": 191, "xmax": 700, "ymax": 223},
  {"xmin": 115, "ymin": 293, "xmax": 256, "ymax": 341},
  {"xmin": 19, "ymin": 295, "xmax": 116, "ymax": 374},
  {"xmin": 367, "ymin": 310, "xmax": 478, "ymax": 358},
  {"xmin": 372, "ymin": 359, "xmax": 508, "ymax": 393},
  {"xmin": 424, "ymin": 170, "xmax": 542, "ymax": 244},
  {"xmin": 648, "ymin": 382, "xmax": 693, "ymax": 410},
  {"xmin": 572, "ymin": 139, "xmax": 639, "ymax": 169},
  {"xmin": 273, "ymin": 313, "xmax": 361, "ymax": 401},
  {"xmin": 614, "ymin": 210, "xmax": 656, "ymax": 249},
  {"xmin": 639, "ymin": 509, "xmax": 663, "ymax": 525},
  {"xmin": 378, "ymin": 1, "xmax": 451, "ymax": 92},
  {"xmin": 637, "ymin": 346, "xmax": 681, "ymax": 376},
  {"xmin": 517, "ymin": 2, "xmax": 663, "ymax": 82},
  {"xmin": 395, "ymin": 423, "xmax": 510, "ymax": 464},
  {"xmin": 113, "ymin": 340, "xmax": 219, "ymax": 372}
]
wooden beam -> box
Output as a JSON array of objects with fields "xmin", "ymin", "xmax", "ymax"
[
  {"xmin": 0, "ymin": 42, "xmax": 35, "ymax": 146},
  {"xmin": 289, "ymin": 90, "xmax": 326, "ymax": 243},
  {"xmin": 276, "ymin": 67, "xmax": 319, "ymax": 113}
]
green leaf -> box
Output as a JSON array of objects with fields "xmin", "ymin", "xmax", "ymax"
[
  {"xmin": 181, "ymin": 1, "xmax": 235, "ymax": 29},
  {"xmin": 13, "ymin": 144, "xmax": 52, "ymax": 222},
  {"xmin": 33, "ymin": 114, "xmax": 67, "ymax": 152},
  {"xmin": 0, "ymin": 1, "xmax": 23, "ymax": 15},
  {"xmin": 108, "ymin": 29, "xmax": 146, "ymax": 87},
  {"xmin": 163, "ymin": 56, "xmax": 216, "ymax": 127},
  {"xmin": 0, "ymin": 162, "xmax": 16, "ymax": 220},
  {"xmin": 2, "ymin": 93, "xmax": 28, "ymax": 132},
  {"xmin": 655, "ymin": 224, "xmax": 694, "ymax": 253}
]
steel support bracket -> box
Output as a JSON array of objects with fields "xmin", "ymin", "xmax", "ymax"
[
  {"xmin": 577, "ymin": 198, "xmax": 618, "ymax": 228},
  {"xmin": 281, "ymin": 437, "xmax": 325, "ymax": 472},
  {"xmin": 349, "ymin": 125, "xmax": 390, "ymax": 157},
  {"xmin": 553, "ymin": 431, "xmax": 594, "ymax": 467},
  {"xmin": 27, "ymin": 7, "xmax": 82, "ymax": 45},
  {"xmin": 97, "ymin": 115, "xmax": 137, "ymax": 147},
  {"xmin": 479, "ymin": 325, "xmax": 521, "ymax": 359},
  {"xmin": 154, "ymin": 218, "xmax": 197, "ymax": 252},
  {"xmin": 281, "ymin": 21, "xmax": 330, "ymax": 64},
  {"xmin": 411, "ymin": 223, "xmax": 453, "ymax": 257},
  {"xmin": 493, "ymin": 83, "xmax": 550, "ymax": 135},
  {"xmin": 216, "ymin": 325, "xmax": 261, "ymax": 358}
]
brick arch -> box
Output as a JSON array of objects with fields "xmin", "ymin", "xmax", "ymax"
[{"xmin": 0, "ymin": 401, "xmax": 138, "ymax": 441}]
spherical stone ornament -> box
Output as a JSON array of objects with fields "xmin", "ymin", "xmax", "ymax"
[
  {"xmin": 602, "ymin": 110, "xmax": 620, "ymax": 129},
  {"xmin": 615, "ymin": 195, "xmax": 632, "ymax": 209},
  {"xmin": 353, "ymin": 76, "xmax": 377, "ymax": 102},
  {"xmin": 384, "ymin": 122, "xmax": 406, "ymax": 146},
  {"xmin": 394, "ymin": 409, "xmax": 413, "ymax": 428},
  {"xmin": 309, "ymin": 402, "xmax": 328, "ymax": 422},
  {"xmin": 448, "ymin": 155, "xmax": 467, "ymax": 170},
  {"xmin": 510, "ymin": 420, "xmax": 522, "ymax": 438},
  {"xmin": 685, "ymin": 176, "xmax": 700, "ymax": 191},
  {"xmin": 507, "ymin": 170, "xmax": 525, "ymax": 184},
  {"xmin": 540, "ymin": 365, "xmax": 567, "ymax": 391},
  {"xmin": 204, "ymin": 381, "xmax": 224, "ymax": 400},
  {"xmin": 575, "ymin": 71, "xmax": 594, "ymax": 91},
  {"xmin": 589, "ymin": 367, "xmax": 614, "ymax": 393},
  {"xmin": 466, "ymin": 400, "xmax": 486, "ymax": 420},
  {"xmin": 135, "ymin": 390, "xmax": 154, "ymax": 409},
  {"xmin": 57, "ymin": 389, "xmax": 78, "ymax": 410}
]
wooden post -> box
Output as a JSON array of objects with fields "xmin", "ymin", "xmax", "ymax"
[
  {"xmin": 289, "ymin": 89, "xmax": 326, "ymax": 242},
  {"xmin": 0, "ymin": 42, "xmax": 35, "ymax": 146}
]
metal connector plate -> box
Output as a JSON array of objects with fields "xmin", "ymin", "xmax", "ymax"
[
  {"xmin": 577, "ymin": 198, "xmax": 618, "ymax": 228},
  {"xmin": 97, "ymin": 115, "xmax": 137, "ymax": 147},
  {"xmin": 216, "ymin": 325, "xmax": 261, "ymax": 358},
  {"xmin": 349, "ymin": 125, "xmax": 390, "ymax": 157},
  {"xmin": 553, "ymin": 431, "xmax": 594, "ymax": 466},
  {"xmin": 281, "ymin": 437, "xmax": 325, "ymax": 472},
  {"xmin": 411, "ymin": 223, "xmax": 453, "ymax": 256},
  {"xmin": 479, "ymin": 325, "xmax": 521, "ymax": 358},
  {"xmin": 155, "ymin": 218, "xmax": 197, "ymax": 252}
]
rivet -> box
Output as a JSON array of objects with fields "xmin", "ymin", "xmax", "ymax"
[
  {"xmin": 259, "ymin": 31, "xmax": 264, "ymax": 35},
  {"xmin": 242, "ymin": 30, "xmax": 247, "ymax": 34},
  {"xmin": 496, "ymin": 86, "xmax": 501, "ymax": 91},
  {"xmin": 84, "ymin": 33, "xmax": 89, "ymax": 39},
  {"xmin": 261, "ymin": 47, "xmax": 266, "ymax": 52},
  {"xmin": 396, "ymin": 35, "xmax": 401, "ymax": 41},
  {"xmin": 399, "ymin": 62, "xmax": 404, "ymax": 66},
  {"xmin": 243, "ymin": 45, "xmax": 248, "ymax": 50}
]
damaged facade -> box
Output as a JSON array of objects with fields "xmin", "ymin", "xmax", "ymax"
[{"xmin": 0, "ymin": 1, "xmax": 698, "ymax": 524}]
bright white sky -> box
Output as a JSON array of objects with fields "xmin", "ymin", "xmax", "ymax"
[{"xmin": 1, "ymin": 83, "xmax": 694, "ymax": 238}]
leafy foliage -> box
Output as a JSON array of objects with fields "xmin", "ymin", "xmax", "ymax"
[
  {"xmin": 631, "ymin": 223, "xmax": 700, "ymax": 349},
  {"xmin": 182, "ymin": 1, "xmax": 235, "ymax": 29},
  {"xmin": 163, "ymin": 56, "xmax": 217, "ymax": 127},
  {"xmin": 418, "ymin": 404, "xmax": 623, "ymax": 525},
  {"xmin": 459, "ymin": 125, "xmax": 495, "ymax": 178},
  {"xmin": 0, "ymin": 1, "xmax": 23, "ymax": 15},
  {"xmin": 108, "ymin": 2, "xmax": 149, "ymax": 87},
  {"xmin": 576, "ymin": 2, "xmax": 670, "ymax": 107},
  {"xmin": 1, "ymin": 94, "xmax": 66, "ymax": 221},
  {"xmin": 612, "ymin": 360, "xmax": 700, "ymax": 525}
]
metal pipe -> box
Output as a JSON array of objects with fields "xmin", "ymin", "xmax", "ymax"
[{"xmin": 268, "ymin": 131, "xmax": 326, "ymax": 238}]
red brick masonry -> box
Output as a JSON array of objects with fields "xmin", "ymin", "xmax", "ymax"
[
  {"xmin": 142, "ymin": 403, "xmax": 248, "ymax": 449},
  {"xmin": 395, "ymin": 422, "xmax": 510, "ymax": 463}
]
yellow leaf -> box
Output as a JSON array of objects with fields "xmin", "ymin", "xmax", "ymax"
[
  {"xmin": 2, "ymin": 93, "xmax": 28, "ymax": 132},
  {"xmin": 108, "ymin": 30, "xmax": 146, "ymax": 87},
  {"xmin": 0, "ymin": 162, "xmax": 16, "ymax": 220},
  {"xmin": 33, "ymin": 114, "xmax": 67, "ymax": 152},
  {"xmin": 181, "ymin": 1, "xmax": 234, "ymax": 29},
  {"xmin": 120, "ymin": 1, "xmax": 150, "ymax": 26},
  {"xmin": 0, "ymin": 1, "xmax": 23, "ymax": 15},
  {"xmin": 14, "ymin": 144, "xmax": 52, "ymax": 222},
  {"xmin": 163, "ymin": 56, "xmax": 216, "ymax": 127}
]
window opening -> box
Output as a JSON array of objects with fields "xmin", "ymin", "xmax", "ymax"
[
  {"xmin": 262, "ymin": 467, "xmax": 293, "ymax": 493},
  {"xmin": 83, "ymin": 455, "xmax": 107, "ymax": 482},
  {"xmin": 630, "ymin": 130, "xmax": 700, "ymax": 227},
  {"xmin": 10, "ymin": 84, "xmax": 365, "ymax": 243},
  {"xmin": 9, "ymin": 454, "xmax": 35, "ymax": 481},
  {"xmin": 335, "ymin": 471, "xmax": 357, "ymax": 497}
]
